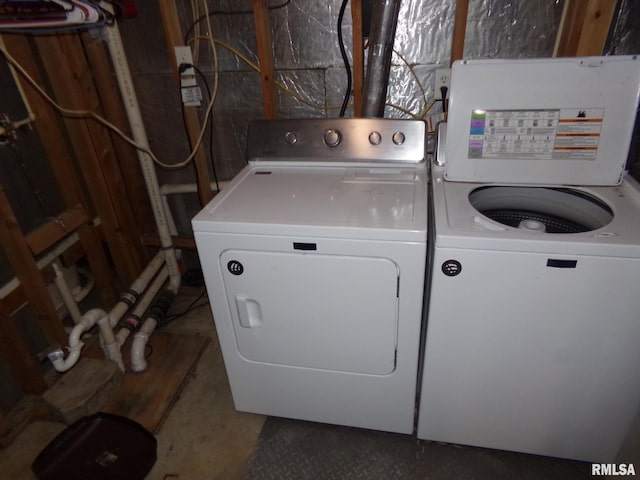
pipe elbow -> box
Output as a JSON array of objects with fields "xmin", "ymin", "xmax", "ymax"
[
  {"xmin": 130, "ymin": 331, "xmax": 149, "ymax": 373},
  {"xmin": 48, "ymin": 343, "xmax": 83, "ymax": 372},
  {"xmin": 104, "ymin": 340, "xmax": 125, "ymax": 371}
]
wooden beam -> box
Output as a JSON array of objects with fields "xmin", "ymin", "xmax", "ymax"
[
  {"xmin": 1, "ymin": 265, "xmax": 56, "ymax": 317},
  {"xmin": 0, "ymin": 305, "xmax": 48, "ymax": 394},
  {"xmin": 34, "ymin": 34, "xmax": 143, "ymax": 285},
  {"xmin": 158, "ymin": 0, "xmax": 213, "ymax": 207},
  {"xmin": 2, "ymin": 35, "xmax": 118, "ymax": 306},
  {"xmin": 80, "ymin": 32, "xmax": 154, "ymax": 259},
  {"xmin": 555, "ymin": 0, "xmax": 617, "ymax": 57},
  {"xmin": 142, "ymin": 233, "xmax": 196, "ymax": 250},
  {"xmin": 450, "ymin": 0, "xmax": 469, "ymax": 66},
  {"xmin": 253, "ymin": 0, "xmax": 278, "ymax": 119},
  {"xmin": 25, "ymin": 204, "xmax": 88, "ymax": 256},
  {"xmin": 0, "ymin": 181, "xmax": 66, "ymax": 348},
  {"xmin": 351, "ymin": 0, "xmax": 364, "ymax": 117}
]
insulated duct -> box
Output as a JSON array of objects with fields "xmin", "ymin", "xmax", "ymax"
[{"xmin": 362, "ymin": 0, "xmax": 402, "ymax": 117}]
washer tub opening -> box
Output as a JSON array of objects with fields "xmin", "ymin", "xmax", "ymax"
[{"xmin": 468, "ymin": 186, "xmax": 614, "ymax": 233}]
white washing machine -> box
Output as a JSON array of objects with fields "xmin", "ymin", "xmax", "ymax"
[
  {"xmin": 192, "ymin": 118, "xmax": 427, "ymax": 434},
  {"xmin": 417, "ymin": 56, "xmax": 640, "ymax": 462}
]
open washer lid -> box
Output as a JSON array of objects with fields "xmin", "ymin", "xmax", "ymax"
[{"xmin": 444, "ymin": 56, "xmax": 640, "ymax": 186}]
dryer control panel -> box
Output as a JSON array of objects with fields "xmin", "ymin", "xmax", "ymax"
[{"xmin": 247, "ymin": 118, "xmax": 425, "ymax": 164}]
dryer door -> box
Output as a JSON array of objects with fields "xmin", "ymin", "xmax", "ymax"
[{"xmin": 220, "ymin": 249, "xmax": 399, "ymax": 375}]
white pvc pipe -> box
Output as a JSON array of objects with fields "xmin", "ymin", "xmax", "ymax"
[
  {"xmin": 72, "ymin": 266, "xmax": 95, "ymax": 303},
  {"xmin": 103, "ymin": 21, "xmax": 181, "ymax": 291},
  {"xmin": 90, "ymin": 252, "xmax": 165, "ymax": 371},
  {"xmin": 129, "ymin": 268, "xmax": 174, "ymax": 372},
  {"xmin": 130, "ymin": 317, "xmax": 157, "ymax": 373},
  {"xmin": 97, "ymin": 314, "xmax": 124, "ymax": 371},
  {"xmin": 117, "ymin": 267, "xmax": 169, "ymax": 349},
  {"xmin": 0, "ymin": 232, "xmax": 79, "ymax": 300},
  {"xmin": 48, "ymin": 308, "xmax": 106, "ymax": 372},
  {"xmin": 109, "ymin": 251, "xmax": 165, "ymax": 328},
  {"xmin": 52, "ymin": 261, "xmax": 82, "ymax": 324}
]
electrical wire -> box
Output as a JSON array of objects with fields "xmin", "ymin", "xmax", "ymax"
[
  {"xmin": 193, "ymin": 64, "xmax": 220, "ymax": 192},
  {"xmin": 183, "ymin": 0, "xmax": 291, "ymax": 45},
  {"xmin": 201, "ymin": 0, "xmax": 219, "ymax": 107},
  {"xmin": 188, "ymin": 36, "xmax": 347, "ymax": 112},
  {"xmin": 158, "ymin": 289, "xmax": 207, "ymax": 327},
  {"xmin": 191, "ymin": 35, "xmax": 434, "ymax": 120},
  {"xmin": 0, "ymin": 43, "xmax": 156, "ymax": 159},
  {"xmin": 0, "ymin": 42, "xmax": 202, "ymax": 169},
  {"xmin": 392, "ymin": 48, "xmax": 431, "ymax": 118},
  {"xmin": 337, "ymin": 0, "xmax": 351, "ymax": 117}
]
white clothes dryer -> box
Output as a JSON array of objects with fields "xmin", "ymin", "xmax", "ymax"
[
  {"xmin": 193, "ymin": 118, "xmax": 427, "ymax": 434},
  {"xmin": 417, "ymin": 56, "xmax": 640, "ymax": 462}
]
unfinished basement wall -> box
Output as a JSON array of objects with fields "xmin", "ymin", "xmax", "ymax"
[{"xmin": 116, "ymin": 0, "xmax": 582, "ymax": 254}]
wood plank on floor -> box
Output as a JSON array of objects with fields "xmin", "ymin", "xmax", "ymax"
[{"xmin": 86, "ymin": 331, "xmax": 209, "ymax": 433}]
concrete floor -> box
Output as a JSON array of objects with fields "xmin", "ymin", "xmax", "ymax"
[{"xmin": 0, "ymin": 287, "xmax": 265, "ymax": 480}]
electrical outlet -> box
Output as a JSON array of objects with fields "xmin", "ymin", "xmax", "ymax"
[
  {"xmin": 435, "ymin": 68, "xmax": 451, "ymax": 92},
  {"xmin": 174, "ymin": 46, "xmax": 194, "ymax": 76},
  {"xmin": 174, "ymin": 46, "xmax": 200, "ymax": 106}
]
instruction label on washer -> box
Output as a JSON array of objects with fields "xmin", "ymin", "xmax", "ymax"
[{"xmin": 468, "ymin": 108, "xmax": 603, "ymax": 160}]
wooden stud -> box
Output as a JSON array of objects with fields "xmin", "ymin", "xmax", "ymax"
[
  {"xmin": 2, "ymin": 35, "xmax": 118, "ymax": 306},
  {"xmin": 25, "ymin": 204, "xmax": 88, "ymax": 256},
  {"xmin": 252, "ymin": 0, "xmax": 278, "ymax": 119},
  {"xmin": 1, "ymin": 265, "xmax": 56, "ymax": 317},
  {"xmin": 351, "ymin": 0, "xmax": 364, "ymax": 117},
  {"xmin": 0, "ymin": 304, "xmax": 48, "ymax": 394},
  {"xmin": 450, "ymin": 0, "xmax": 469, "ymax": 66},
  {"xmin": 0, "ymin": 181, "xmax": 67, "ymax": 348},
  {"xmin": 554, "ymin": 0, "xmax": 617, "ymax": 57},
  {"xmin": 158, "ymin": 0, "xmax": 213, "ymax": 206},
  {"xmin": 1, "ymin": 37, "xmax": 91, "ymax": 211},
  {"xmin": 80, "ymin": 32, "xmax": 154, "ymax": 260},
  {"xmin": 34, "ymin": 34, "xmax": 143, "ymax": 285},
  {"xmin": 57, "ymin": 34, "xmax": 146, "ymax": 277},
  {"xmin": 142, "ymin": 233, "xmax": 196, "ymax": 250}
]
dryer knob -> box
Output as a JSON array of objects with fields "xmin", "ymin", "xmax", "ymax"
[
  {"xmin": 323, "ymin": 129, "xmax": 342, "ymax": 147},
  {"xmin": 284, "ymin": 131, "xmax": 298, "ymax": 145},
  {"xmin": 392, "ymin": 131, "xmax": 406, "ymax": 145}
]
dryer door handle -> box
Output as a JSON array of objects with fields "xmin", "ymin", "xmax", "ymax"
[{"xmin": 235, "ymin": 294, "xmax": 263, "ymax": 328}]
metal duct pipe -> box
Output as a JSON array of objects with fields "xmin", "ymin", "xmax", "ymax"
[{"xmin": 362, "ymin": 0, "xmax": 402, "ymax": 117}]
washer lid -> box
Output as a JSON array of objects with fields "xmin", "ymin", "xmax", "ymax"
[{"xmin": 444, "ymin": 56, "xmax": 640, "ymax": 186}]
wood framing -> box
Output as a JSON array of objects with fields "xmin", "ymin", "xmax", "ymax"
[
  {"xmin": 80, "ymin": 31, "xmax": 155, "ymax": 250},
  {"xmin": 0, "ymin": 181, "xmax": 67, "ymax": 348},
  {"xmin": 1, "ymin": 36, "xmax": 117, "ymax": 306},
  {"xmin": 554, "ymin": 0, "xmax": 618, "ymax": 57},
  {"xmin": 158, "ymin": 0, "xmax": 213, "ymax": 206},
  {"xmin": 25, "ymin": 204, "xmax": 88, "ymax": 256},
  {"xmin": 351, "ymin": 0, "xmax": 364, "ymax": 116},
  {"xmin": 33, "ymin": 34, "xmax": 145, "ymax": 285},
  {"xmin": 0, "ymin": 304, "xmax": 47, "ymax": 394},
  {"xmin": 450, "ymin": 0, "xmax": 469, "ymax": 66},
  {"xmin": 252, "ymin": 0, "xmax": 278, "ymax": 119}
]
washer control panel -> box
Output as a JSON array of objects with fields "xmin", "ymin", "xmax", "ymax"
[{"xmin": 248, "ymin": 118, "xmax": 425, "ymax": 164}]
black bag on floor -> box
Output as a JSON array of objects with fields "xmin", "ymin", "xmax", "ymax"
[{"xmin": 32, "ymin": 412, "xmax": 157, "ymax": 480}]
